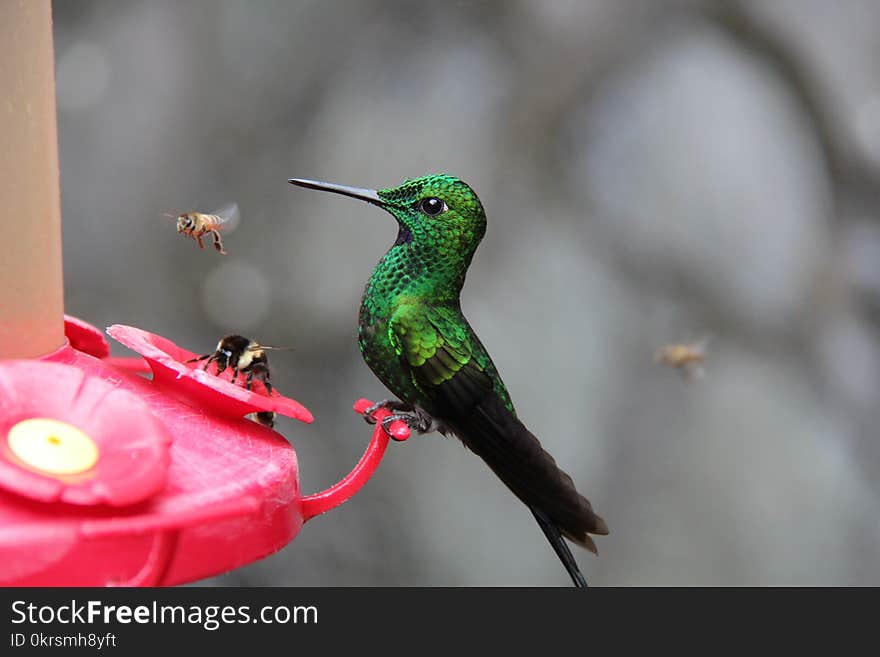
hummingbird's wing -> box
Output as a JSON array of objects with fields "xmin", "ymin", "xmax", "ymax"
[{"xmin": 389, "ymin": 305, "xmax": 608, "ymax": 571}]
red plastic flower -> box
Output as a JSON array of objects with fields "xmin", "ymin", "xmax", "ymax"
[
  {"xmin": 0, "ymin": 360, "xmax": 172, "ymax": 506},
  {"xmin": 64, "ymin": 314, "xmax": 110, "ymax": 359},
  {"xmin": 106, "ymin": 324, "xmax": 313, "ymax": 424}
]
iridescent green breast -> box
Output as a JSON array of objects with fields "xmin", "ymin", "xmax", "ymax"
[
  {"xmin": 357, "ymin": 245, "xmax": 425, "ymax": 405},
  {"xmin": 357, "ymin": 242, "xmax": 514, "ymax": 416}
]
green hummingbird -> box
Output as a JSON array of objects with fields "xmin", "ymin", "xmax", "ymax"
[{"xmin": 289, "ymin": 174, "xmax": 608, "ymax": 587}]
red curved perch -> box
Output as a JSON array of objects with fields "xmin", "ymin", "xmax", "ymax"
[{"xmin": 301, "ymin": 399, "xmax": 410, "ymax": 521}]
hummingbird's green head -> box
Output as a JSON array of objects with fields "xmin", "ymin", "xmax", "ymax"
[
  {"xmin": 289, "ymin": 174, "xmax": 486, "ymax": 254},
  {"xmin": 376, "ymin": 174, "xmax": 486, "ymax": 248}
]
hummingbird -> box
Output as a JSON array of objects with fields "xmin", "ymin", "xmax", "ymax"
[{"xmin": 288, "ymin": 174, "xmax": 608, "ymax": 586}]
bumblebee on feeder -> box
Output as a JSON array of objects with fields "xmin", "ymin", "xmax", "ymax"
[
  {"xmin": 186, "ymin": 334, "xmax": 294, "ymax": 395},
  {"xmin": 165, "ymin": 202, "xmax": 239, "ymax": 255},
  {"xmin": 187, "ymin": 335, "xmax": 295, "ymax": 430}
]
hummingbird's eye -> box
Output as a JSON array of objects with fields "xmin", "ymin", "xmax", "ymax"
[{"xmin": 418, "ymin": 197, "xmax": 447, "ymax": 216}]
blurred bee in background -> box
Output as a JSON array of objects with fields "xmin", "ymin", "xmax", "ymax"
[
  {"xmin": 186, "ymin": 334, "xmax": 294, "ymax": 394},
  {"xmin": 654, "ymin": 336, "xmax": 711, "ymax": 382},
  {"xmin": 165, "ymin": 202, "xmax": 240, "ymax": 255}
]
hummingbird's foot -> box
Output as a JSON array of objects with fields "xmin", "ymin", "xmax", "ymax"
[
  {"xmin": 362, "ymin": 399, "xmax": 414, "ymax": 425},
  {"xmin": 380, "ymin": 409, "xmax": 434, "ymax": 436}
]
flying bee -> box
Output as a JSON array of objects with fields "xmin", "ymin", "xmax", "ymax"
[
  {"xmin": 165, "ymin": 202, "xmax": 240, "ymax": 256},
  {"xmin": 654, "ymin": 336, "xmax": 711, "ymax": 382},
  {"xmin": 186, "ymin": 334, "xmax": 293, "ymax": 394}
]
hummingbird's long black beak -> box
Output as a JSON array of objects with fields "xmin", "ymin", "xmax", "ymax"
[{"xmin": 288, "ymin": 178, "xmax": 384, "ymax": 207}]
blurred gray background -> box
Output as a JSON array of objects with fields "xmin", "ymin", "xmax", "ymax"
[{"xmin": 54, "ymin": 0, "xmax": 880, "ymax": 585}]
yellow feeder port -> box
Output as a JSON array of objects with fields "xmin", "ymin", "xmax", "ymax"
[{"xmin": 7, "ymin": 418, "xmax": 99, "ymax": 475}]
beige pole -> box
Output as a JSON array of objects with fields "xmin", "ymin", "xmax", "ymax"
[{"xmin": 0, "ymin": 0, "xmax": 65, "ymax": 358}]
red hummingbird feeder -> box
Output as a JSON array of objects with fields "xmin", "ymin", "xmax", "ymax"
[{"xmin": 0, "ymin": 2, "xmax": 408, "ymax": 586}]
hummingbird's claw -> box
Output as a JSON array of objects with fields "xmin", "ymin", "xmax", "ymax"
[
  {"xmin": 381, "ymin": 412, "xmax": 432, "ymax": 436},
  {"xmin": 361, "ymin": 398, "xmax": 413, "ymax": 425},
  {"xmin": 356, "ymin": 399, "xmax": 428, "ymax": 440},
  {"xmin": 382, "ymin": 413, "xmax": 418, "ymax": 442}
]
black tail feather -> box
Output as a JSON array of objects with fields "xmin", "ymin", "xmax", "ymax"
[
  {"xmin": 532, "ymin": 506, "xmax": 588, "ymax": 588},
  {"xmin": 448, "ymin": 392, "xmax": 608, "ymax": 586}
]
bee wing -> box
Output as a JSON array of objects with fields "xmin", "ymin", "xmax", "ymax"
[
  {"xmin": 688, "ymin": 335, "xmax": 712, "ymax": 358},
  {"xmin": 208, "ymin": 202, "xmax": 240, "ymax": 234},
  {"xmin": 680, "ymin": 361, "xmax": 705, "ymax": 382}
]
